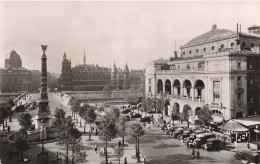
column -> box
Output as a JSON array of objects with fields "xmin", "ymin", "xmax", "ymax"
[
  {"xmin": 171, "ymin": 85, "xmax": 174, "ymax": 96},
  {"xmin": 192, "ymin": 87, "xmax": 195, "ymax": 101},
  {"xmin": 163, "ymin": 82, "xmax": 165, "ymax": 94}
]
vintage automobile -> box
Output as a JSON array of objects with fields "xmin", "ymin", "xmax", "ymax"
[
  {"xmin": 122, "ymin": 109, "xmax": 131, "ymax": 114},
  {"xmin": 14, "ymin": 105, "xmax": 25, "ymax": 112},
  {"xmin": 131, "ymin": 113, "xmax": 141, "ymax": 118},
  {"xmin": 179, "ymin": 133, "xmax": 190, "ymax": 140},
  {"xmin": 206, "ymin": 138, "xmax": 220, "ymax": 151},
  {"xmin": 193, "ymin": 133, "xmax": 216, "ymax": 148},
  {"xmin": 173, "ymin": 129, "xmax": 183, "ymax": 138},
  {"xmin": 139, "ymin": 116, "xmax": 151, "ymax": 122}
]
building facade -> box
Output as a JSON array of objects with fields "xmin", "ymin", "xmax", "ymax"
[
  {"xmin": 60, "ymin": 53, "xmax": 144, "ymax": 91},
  {"xmin": 145, "ymin": 24, "xmax": 260, "ymax": 122},
  {"xmin": 0, "ymin": 50, "xmax": 32, "ymax": 93}
]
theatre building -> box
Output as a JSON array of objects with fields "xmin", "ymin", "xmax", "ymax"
[
  {"xmin": 0, "ymin": 50, "xmax": 32, "ymax": 93},
  {"xmin": 145, "ymin": 24, "xmax": 260, "ymax": 123}
]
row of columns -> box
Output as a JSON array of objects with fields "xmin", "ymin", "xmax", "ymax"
[{"xmin": 159, "ymin": 86, "xmax": 205, "ymax": 101}]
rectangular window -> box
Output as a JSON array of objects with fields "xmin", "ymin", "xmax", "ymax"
[
  {"xmin": 149, "ymin": 86, "xmax": 151, "ymax": 93},
  {"xmin": 149, "ymin": 79, "xmax": 151, "ymax": 85},
  {"xmin": 237, "ymin": 62, "xmax": 241, "ymax": 70},
  {"xmin": 237, "ymin": 77, "xmax": 242, "ymax": 85},
  {"xmin": 237, "ymin": 93, "xmax": 242, "ymax": 104},
  {"xmin": 213, "ymin": 81, "xmax": 221, "ymax": 102}
]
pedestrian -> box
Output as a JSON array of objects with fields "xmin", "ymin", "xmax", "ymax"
[
  {"xmin": 197, "ymin": 150, "xmax": 200, "ymax": 159},
  {"xmin": 118, "ymin": 140, "xmax": 122, "ymax": 147},
  {"xmin": 95, "ymin": 128, "xmax": 98, "ymax": 135},
  {"xmin": 192, "ymin": 148, "xmax": 195, "ymax": 157},
  {"xmin": 102, "ymin": 147, "xmax": 106, "ymax": 156},
  {"xmin": 56, "ymin": 151, "xmax": 59, "ymax": 159},
  {"xmin": 124, "ymin": 157, "xmax": 127, "ymax": 164},
  {"xmin": 94, "ymin": 145, "xmax": 98, "ymax": 154},
  {"xmin": 247, "ymin": 142, "xmax": 250, "ymax": 150}
]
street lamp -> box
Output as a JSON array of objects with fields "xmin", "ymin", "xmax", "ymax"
[
  {"xmin": 40, "ymin": 120, "xmax": 47, "ymax": 151},
  {"xmin": 254, "ymin": 125, "xmax": 260, "ymax": 150}
]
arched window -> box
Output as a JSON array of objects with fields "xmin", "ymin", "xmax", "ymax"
[
  {"xmin": 211, "ymin": 46, "xmax": 215, "ymax": 50},
  {"xmin": 183, "ymin": 51, "xmax": 186, "ymax": 55},
  {"xmin": 189, "ymin": 50, "xmax": 192, "ymax": 54},
  {"xmin": 196, "ymin": 49, "xmax": 199, "ymax": 53},
  {"xmin": 251, "ymin": 43, "xmax": 255, "ymax": 48},
  {"xmin": 220, "ymin": 44, "xmax": 224, "ymax": 49},
  {"xmin": 203, "ymin": 48, "xmax": 207, "ymax": 52},
  {"xmin": 230, "ymin": 42, "xmax": 235, "ymax": 48}
]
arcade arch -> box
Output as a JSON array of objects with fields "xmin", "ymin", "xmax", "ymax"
[
  {"xmin": 194, "ymin": 80, "xmax": 205, "ymax": 100},
  {"xmin": 173, "ymin": 80, "xmax": 181, "ymax": 95},
  {"xmin": 183, "ymin": 80, "xmax": 192, "ymax": 97},
  {"xmin": 157, "ymin": 79, "xmax": 163, "ymax": 93},
  {"xmin": 165, "ymin": 79, "xmax": 171, "ymax": 95}
]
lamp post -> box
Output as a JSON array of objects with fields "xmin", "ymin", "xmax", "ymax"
[
  {"xmin": 254, "ymin": 125, "xmax": 260, "ymax": 150},
  {"xmin": 40, "ymin": 120, "xmax": 47, "ymax": 151}
]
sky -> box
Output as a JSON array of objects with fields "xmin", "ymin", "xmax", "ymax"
[{"xmin": 0, "ymin": 1, "xmax": 260, "ymax": 73}]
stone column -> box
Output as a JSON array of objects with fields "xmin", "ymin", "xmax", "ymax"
[
  {"xmin": 163, "ymin": 82, "xmax": 165, "ymax": 94},
  {"xmin": 192, "ymin": 87, "xmax": 195, "ymax": 101},
  {"xmin": 171, "ymin": 85, "xmax": 174, "ymax": 96}
]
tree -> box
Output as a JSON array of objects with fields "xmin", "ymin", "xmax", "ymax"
[
  {"xmin": 102, "ymin": 85, "xmax": 112, "ymax": 100},
  {"xmin": 18, "ymin": 113, "xmax": 32, "ymax": 130},
  {"xmin": 97, "ymin": 106, "xmax": 104, "ymax": 115},
  {"xmin": 110, "ymin": 108, "xmax": 121, "ymax": 120},
  {"xmin": 12, "ymin": 130, "xmax": 28, "ymax": 162},
  {"xmin": 113, "ymin": 146, "xmax": 124, "ymax": 164},
  {"xmin": 58, "ymin": 116, "xmax": 86, "ymax": 164},
  {"xmin": 197, "ymin": 105, "xmax": 213, "ymax": 126},
  {"xmin": 70, "ymin": 97, "xmax": 81, "ymax": 120},
  {"xmin": 127, "ymin": 123, "xmax": 145, "ymax": 162},
  {"xmin": 0, "ymin": 105, "xmax": 8, "ymax": 131},
  {"xmin": 117, "ymin": 116, "xmax": 128, "ymax": 147},
  {"xmin": 79, "ymin": 105, "xmax": 97, "ymax": 140},
  {"xmin": 182, "ymin": 105, "xmax": 191, "ymax": 128},
  {"xmin": 98, "ymin": 114, "xmax": 118, "ymax": 164},
  {"xmin": 171, "ymin": 103, "xmax": 180, "ymax": 125},
  {"xmin": 53, "ymin": 107, "xmax": 66, "ymax": 128},
  {"xmin": 7, "ymin": 98, "xmax": 15, "ymax": 122}
]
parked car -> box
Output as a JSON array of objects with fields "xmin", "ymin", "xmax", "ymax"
[
  {"xmin": 139, "ymin": 116, "xmax": 151, "ymax": 122},
  {"xmin": 14, "ymin": 105, "xmax": 25, "ymax": 112},
  {"xmin": 206, "ymin": 138, "xmax": 220, "ymax": 151},
  {"xmin": 122, "ymin": 109, "xmax": 131, "ymax": 114},
  {"xmin": 147, "ymin": 110, "xmax": 155, "ymax": 114},
  {"xmin": 131, "ymin": 113, "xmax": 141, "ymax": 118}
]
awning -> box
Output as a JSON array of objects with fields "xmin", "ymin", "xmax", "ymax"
[
  {"xmin": 211, "ymin": 115, "xmax": 224, "ymax": 124},
  {"xmin": 233, "ymin": 116, "xmax": 260, "ymax": 127},
  {"xmin": 220, "ymin": 120, "xmax": 249, "ymax": 132}
]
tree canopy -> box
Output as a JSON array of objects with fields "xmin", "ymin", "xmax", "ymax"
[
  {"xmin": 53, "ymin": 107, "xmax": 66, "ymax": 128},
  {"xmin": 197, "ymin": 105, "xmax": 213, "ymax": 125},
  {"xmin": 18, "ymin": 113, "xmax": 32, "ymax": 130}
]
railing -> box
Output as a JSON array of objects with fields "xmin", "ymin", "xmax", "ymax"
[
  {"xmin": 159, "ymin": 67, "xmax": 205, "ymax": 73},
  {"xmin": 171, "ymin": 94, "xmax": 205, "ymax": 102},
  {"xmin": 231, "ymin": 66, "xmax": 247, "ymax": 71}
]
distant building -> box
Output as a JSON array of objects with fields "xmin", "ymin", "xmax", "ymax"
[
  {"xmin": 145, "ymin": 24, "xmax": 260, "ymax": 122},
  {"xmin": 60, "ymin": 52, "xmax": 144, "ymax": 91},
  {"xmin": 0, "ymin": 50, "xmax": 32, "ymax": 93}
]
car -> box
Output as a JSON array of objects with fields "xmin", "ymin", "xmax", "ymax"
[
  {"xmin": 14, "ymin": 105, "xmax": 25, "ymax": 112},
  {"xmin": 122, "ymin": 109, "xmax": 131, "ymax": 114},
  {"xmin": 131, "ymin": 113, "xmax": 141, "ymax": 118},
  {"xmin": 124, "ymin": 115, "xmax": 130, "ymax": 121},
  {"xmin": 147, "ymin": 110, "xmax": 155, "ymax": 114},
  {"xmin": 139, "ymin": 116, "xmax": 151, "ymax": 122}
]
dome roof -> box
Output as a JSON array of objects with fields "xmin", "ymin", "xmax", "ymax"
[
  {"xmin": 183, "ymin": 25, "xmax": 237, "ymax": 47},
  {"xmin": 5, "ymin": 50, "xmax": 22, "ymax": 68}
]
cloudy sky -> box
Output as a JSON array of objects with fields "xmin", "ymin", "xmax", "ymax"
[{"xmin": 0, "ymin": 1, "xmax": 260, "ymax": 73}]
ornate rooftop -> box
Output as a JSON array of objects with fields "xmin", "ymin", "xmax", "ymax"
[{"xmin": 183, "ymin": 24, "xmax": 237, "ymax": 47}]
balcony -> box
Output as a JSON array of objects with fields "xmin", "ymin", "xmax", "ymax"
[
  {"xmin": 159, "ymin": 67, "xmax": 205, "ymax": 73},
  {"xmin": 170, "ymin": 94, "xmax": 205, "ymax": 102}
]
